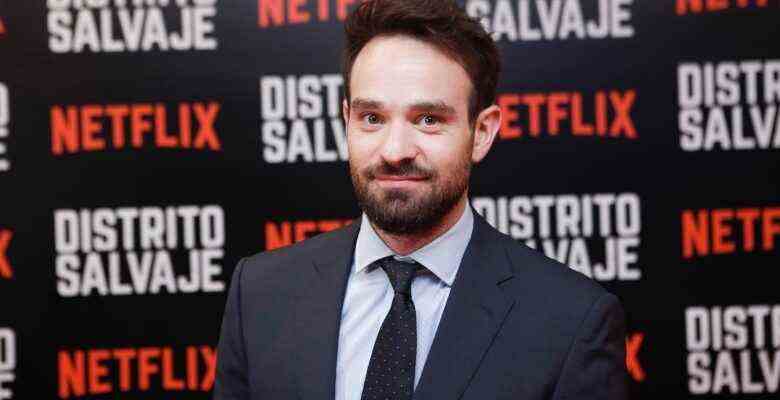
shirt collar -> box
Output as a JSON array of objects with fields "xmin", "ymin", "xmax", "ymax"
[{"xmin": 353, "ymin": 204, "xmax": 474, "ymax": 286}]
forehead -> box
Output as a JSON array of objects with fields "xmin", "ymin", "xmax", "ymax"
[{"xmin": 349, "ymin": 35, "xmax": 472, "ymax": 113}]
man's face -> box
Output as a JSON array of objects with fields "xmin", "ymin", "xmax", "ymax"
[{"xmin": 344, "ymin": 35, "xmax": 476, "ymax": 234}]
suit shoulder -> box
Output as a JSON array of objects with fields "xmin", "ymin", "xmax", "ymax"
[
  {"xmin": 489, "ymin": 226, "xmax": 609, "ymax": 303},
  {"xmin": 482, "ymin": 227, "xmax": 623, "ymax": 342}
]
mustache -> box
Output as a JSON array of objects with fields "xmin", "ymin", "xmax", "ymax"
[{"xmin": 365, "ymin": 161, "xmax": 435, "ymax": 180}]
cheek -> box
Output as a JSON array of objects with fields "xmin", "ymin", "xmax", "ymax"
[
  {"xmin": 347, "ymin": 131, "xmax": 379, "ymax": 167},
  {"xmin": 422, "ymin": 133, "xmax": 472, "ymax": 169}
]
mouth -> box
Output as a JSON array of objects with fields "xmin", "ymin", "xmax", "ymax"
[
  {"xmin": 374, "ymin": 174, "xmax": 427, "ymax": 181},
  {"xmin": 373, "ymin": 174, "xmax": 428, "ymax": 188}
]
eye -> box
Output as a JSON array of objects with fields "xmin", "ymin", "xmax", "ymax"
[
  {"xmin": 418, "ymin": 114, "xmax": 441, "ymax": 127},
  {"xmin": 362, "ymin": 113, "xmax": 382, "ymax": 125}
]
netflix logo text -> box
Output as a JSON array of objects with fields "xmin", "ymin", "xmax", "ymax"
[
  {"xmin": 258, "ymin": 0, "xmax": 360, "ymax": 27},
  {"xmin": 626, "ymin": 332, "xmax": 645, "ymax": 383},
  {"xmin": 50, "ymin": 102, "xmax": 221, "ymax": 155},
  {"xmin": 0, "ymin": 229, "xmax": 11, "ymax": 280},
  {"xmin": 676, "ymin": 0, "xmax": 774, "ymax": 15},
  {"xmin": 264, "ymin": 218, "xmax": 353, "ymax": 250},
  {"xmin": 58, "ymin": 345, "xmax": 215, "ymax": 399},
  {"xmin": 682, "ymin": 206, "xmax": 780, "ymax": 258},
  {"xmin": 497, "ymin": 90, "xmax": 637, "ymax": 141}
]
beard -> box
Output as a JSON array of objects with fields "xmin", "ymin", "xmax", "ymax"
[{"xmin": 350, "ymin": 155, "xmax": 471, "ymax": 235}]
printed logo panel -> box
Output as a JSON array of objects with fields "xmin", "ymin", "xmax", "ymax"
[
  {"xmin": 678, "ymin": 60, "xmax": 780, "ymax": 152},
  {"xmin": 54, "ymin": 206, "xmax": 226, "ymax": 297},
  {"xmin": 0, "ymin": 328, "xmax": 15, "ymax": 400},
  {"xmin": 466, "ymin": 0, "xmax": 635, "ymax": 42},
  {"xmin": 686, "ymin": 305, "xmax": 780, "ymax": 395},
  {"xmin": 47, "ymin": 0, "xmax": 219, "ymax": 53},
  {"xmin": 0, "ymin": 83, "xmax": 9, "ymax": 172},
  {"xmin": 473, "ymin": 193, "xmax": 642, "ymax": 282},
  {"xmin": 260, "ymin": 74, "xmax": 347, "ymax": 164}
]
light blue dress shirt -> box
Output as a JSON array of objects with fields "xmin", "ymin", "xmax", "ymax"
[{"xmin": 334, "ymin": 205, "xmax": 474, "ymax": 400}]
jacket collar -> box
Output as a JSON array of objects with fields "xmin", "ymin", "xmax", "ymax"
[
  {"xmin": 292, "ymin": 205, "xmax": 516, "ymax": 400},
  {"xmin": 352, "ymin": 204, "xmax": 474, "ymax": 286}
]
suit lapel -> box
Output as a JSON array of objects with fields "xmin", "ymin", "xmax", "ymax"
[
  {"xmin": 293, "ymin": 218, "xmax": 361, "ymax": 400},
  {"xmin": 289, "ymin": 209, "xmax": 516, "ymax": 400},
  {"xmin": 413, "ymin": 211, "xmax": 516, "ymax": 400}
]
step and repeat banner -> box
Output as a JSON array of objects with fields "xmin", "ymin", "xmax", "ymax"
[{"xmin": 0, "ymin": 1, "xmax": 779, "ymax": 399}]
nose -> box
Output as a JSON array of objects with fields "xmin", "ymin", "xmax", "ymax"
[{"xmin": 379, "ymin": 120, "xmax": 418, "ymax": 165}]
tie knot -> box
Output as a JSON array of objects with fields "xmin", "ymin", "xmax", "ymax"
[{"xmin": 379, "ymin": 257, "xmax": 420, "ymax": 295}]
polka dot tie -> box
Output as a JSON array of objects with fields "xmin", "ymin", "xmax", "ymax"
[{"xmin": 360, "ymin": 256, "xmax": 421, "ymax": 400}]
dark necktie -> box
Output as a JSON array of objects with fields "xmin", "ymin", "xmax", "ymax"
[{"xmin": 360, "ymin": 256, "xmax": 421, "ymax": 400}]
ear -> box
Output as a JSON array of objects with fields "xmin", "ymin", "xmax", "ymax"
[
  {"xmin": 471, "ymin": 104, "xmax": 501, "ymax": 164},
  {"xmin": 342, "ymin": 99, "xmax": 350, "ymax": 129}
]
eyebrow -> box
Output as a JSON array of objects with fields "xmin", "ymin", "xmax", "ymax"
[
  {"xmin": 350, "ymin": 98, "xmax": 384, "ymax": 111},
  {"xmin": 350, "ymin": 98, "xmax": 457, "ymax": 116},
  {"xmin": 410, "ymin": 101, "xmax": 457, "ymax": 116}
]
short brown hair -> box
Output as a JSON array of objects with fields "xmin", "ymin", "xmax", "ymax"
[{"xmin": 342, "ymin": 0, "xmax": 501, "ymax": 124}]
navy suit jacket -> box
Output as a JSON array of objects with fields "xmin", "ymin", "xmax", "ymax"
[{"xmin": 214, "ymin": 210, "xmax": 628, "ymax": 400}]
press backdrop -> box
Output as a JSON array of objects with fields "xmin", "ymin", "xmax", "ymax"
[{"xmin": 1, "ymin": 1, "xmax": 779, "ymax": 399}]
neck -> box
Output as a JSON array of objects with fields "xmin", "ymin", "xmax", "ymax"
[{"xmin": 371, "ymin": 194, "xmax": 468, "ymax": 256}]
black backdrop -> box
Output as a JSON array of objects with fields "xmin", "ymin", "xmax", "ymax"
[{"xmin": 1, "ymin": 1, "xmax": 779, "ymax": 399}]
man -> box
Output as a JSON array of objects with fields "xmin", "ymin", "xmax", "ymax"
[{"xmin": 215, "ymin": 0, "xmax": 628, "ymax": 399}]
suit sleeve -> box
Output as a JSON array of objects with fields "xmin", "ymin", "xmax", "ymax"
[
  {"xmin": 551, "ymin": 292, "xmax": 629, "ymax": 400},
  {"xmin": 213, "ymin": 258, "xmax": 250, "ymax": 400}
]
